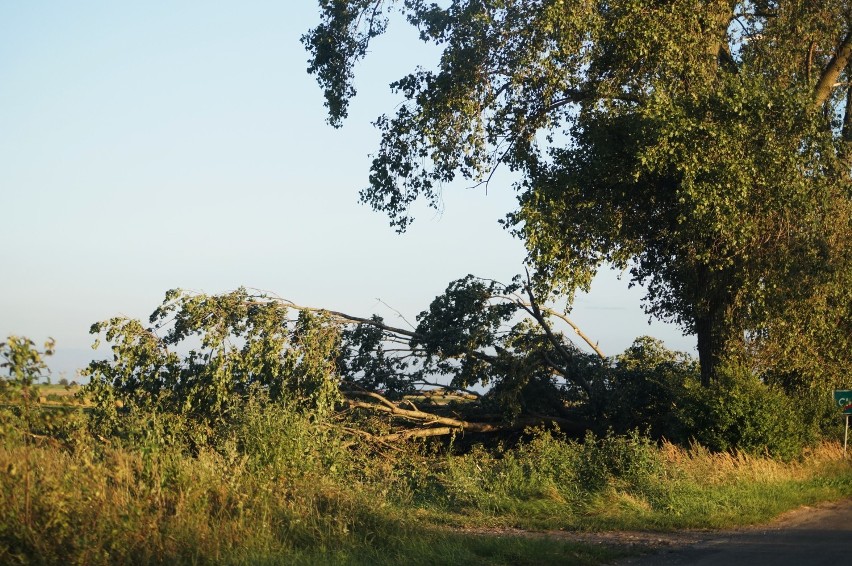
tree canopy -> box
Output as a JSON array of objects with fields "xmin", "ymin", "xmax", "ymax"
[{"xmin": 304, "ymin": 1, "xmax": 852, "ymax": 386}]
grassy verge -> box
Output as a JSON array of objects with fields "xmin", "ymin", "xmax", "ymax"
[
  {"xmin": 1, "ymin": 415, "xmax": 851, "ymax": 565},
  {"xmin": 0, "ymin": 441, "xmax": 633, "ymax": 565},
  {"xmin": 410, "ymin": 432, "xmax": 852, "ymax": 532},
  {"xmin": 272, "ymin": 534, "xmax": 633, "ymax": 566}
]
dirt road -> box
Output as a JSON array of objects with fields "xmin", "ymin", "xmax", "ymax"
[{"xmin": 615, "ymin": 498, "xmax": 852, "ymax": 565}]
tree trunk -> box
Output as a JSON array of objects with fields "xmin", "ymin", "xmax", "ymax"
[
  {"xmin": 695, "ymin": 298, "xmax": 734, "ymax": 387},
  {"xmin": 696, "ymin": 315, "xmax": 717, "ymax": 387}
]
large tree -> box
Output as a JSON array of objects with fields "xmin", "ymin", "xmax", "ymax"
[{"xmin": 304, "ymin": 1, "xmax": 852, "ymax": 386}]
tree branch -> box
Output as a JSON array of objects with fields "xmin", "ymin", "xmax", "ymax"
[
  {"xmin": 345, "ymin": 398, "xmax": 505, "ymax": 433},
  {"xmin": 533, "ymin": 305, "xmax": 607, "ymax": 361},
  {"xmin": 814, "ymin": 31, "xmax": 852, "ymax": 108},
  {"xmin": 520, "ymin": 271, "xmax": 594, "ymax": 396},
  {"xmin": 345, "ymin": 394, "xmax": 587, "ymax": 441},
  {"xmin": 806, "ymin": 40, "xmax": 816, "ymax": 84},
  {"xmin": 413, "ymin": 380, "xmax": 481, "ymax": 399},
  {"xmin": 521, "ymin": 275, "xmax": 605, "ymax": 360}
]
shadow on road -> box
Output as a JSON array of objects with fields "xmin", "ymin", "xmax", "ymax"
[{"xmin": 615, "ymin": 499, "xmax": 852, "ymax": 566}]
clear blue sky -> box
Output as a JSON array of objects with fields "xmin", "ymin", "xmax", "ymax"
[{"xmin": 0, "ymin": 1, "xmax": 693, "ymax": 379}]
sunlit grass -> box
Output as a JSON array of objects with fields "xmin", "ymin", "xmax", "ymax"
[{"xmin": 2, "ymin": 415, "xmax": 851, "ymax": 565}]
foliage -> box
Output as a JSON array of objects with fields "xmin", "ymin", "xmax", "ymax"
[
  {"xmin": 83, "ymin": 288, "xmax": 342, "ymax": 448},
  {"xmin": 338, "ymin": 315, "xmax": 417, "ymax": 397},
  {"xmin": 75, "ymin": 283, "xmax": 609, "ymax": 451},
  {"xmin": 82, "ymin": 285, "xmax": 838, "ymax": 455},
  {"xmin": 230, "ymin": 388, "xmax": 349, "ymax": 480},
  {"xmin": 592, "ymin": 337, "xmax": 699, "ymax": 441},
  {"xmin": 0, "ymin": 336, "xmax": 54, "ymax": 388},
  {"xmin": 304, "ymin": 0, "xmax": 852, "ymax": 386},
  {"xmin": 405, "ymin": 275, "xmax": 597, "ymax": 415},
  {"xmin": 438, "ymin": 427, "xmax": 665, "ymax": 517},
  {"xmin": 684, "ymin": 363, "xmax": 823, "ymax": 460},
  {"xmin": 338, "ymin": 273, "xmax": 606, "ymax": 418},
  {"xmin": 3, "ymin": 371, "xmax": 852, "ymax": 563},
  {"xmin": 0, "ymin": 336, "xmax": 57, "ymax": 441},
  {"xmin": 0, "ymin": 434, "xmax": 398, "ymax": 566},
  {"xmin": 410, "ymin": 428, "xmax": 852, "ymax": 531},
  {"xmin": 585, "ymin": 337, "xmax": 839, "ymax": 459}
]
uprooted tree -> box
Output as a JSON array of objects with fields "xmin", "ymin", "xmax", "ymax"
[
  {"xmin": 84, "ymin": 279, "xmax": 615, "ymax": 445},
  {"xmin": 303, "ymin": 1, "xmax": 852, "ymax": 388}
]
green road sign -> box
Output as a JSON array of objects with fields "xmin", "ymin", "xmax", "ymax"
[{"xmin": 834, "ymin": 390, "xmax": 852, "ymax": 415}]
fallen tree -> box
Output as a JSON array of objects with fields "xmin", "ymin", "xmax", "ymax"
[{"xmin": 83, "ymin": 273, "xmax": 606, "ymax": 445}]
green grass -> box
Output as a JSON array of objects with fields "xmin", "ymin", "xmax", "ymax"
[
  {"xmin": 2, "ymin": 408, "xmax": 852, "ymax": 565},
  {"xmin": 243, "ymin": 533, "xmax": 635, "ymax": 566},
  {"xmin": 406, "ymin": 436, "xmax": 852, "ymax": 533},
  {"xmin": 0, "ymin": 438, "xmax": 640, "ymax": 565}
]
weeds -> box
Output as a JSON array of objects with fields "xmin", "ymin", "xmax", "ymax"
[
  {"xmin": 3, "ymin": 334, "xmax": 852, "ymax": 564},
  {"xmin": 2, "ymin": 417, "xmax": 852, "ymax": 564}
]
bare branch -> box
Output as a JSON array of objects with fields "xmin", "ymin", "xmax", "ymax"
[
  {"xmin": 414, "ymin": 380, "xmax": 481, "ymax": 399},
  {"xmin": 520, "ymin": 270, "xmax": 597, "ymax": 394},
  {"xmin": 345, "ymin": 398, "xmax": 505, "ymax": 433},
  {"xmin": 534, "ymin": 306, "xmax": 607, "ymax": 361},
  {"xmin": 345, "ymin": 389, "xmax": 398, "ymax": 411},
  {"xmin": 379, "ymin": 427, "xmax": 459, "ymax": 441},
  {"xmin": 345, "ymin": 393, "xmax": 587, "ymax": 441},
  {"xmin": 373, "ymin": 297, "xmax": 417, "ymax": 330}
]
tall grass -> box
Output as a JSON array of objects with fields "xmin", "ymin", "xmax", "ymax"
[
  {"xmin": 2, "ymin": 408, "xmax": 852, "ymax": 565},
  {"xmin": 407, "ymin": 429, "xmax": 852, "ymax": 531}
]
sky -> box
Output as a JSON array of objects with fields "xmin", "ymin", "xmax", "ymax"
[{"xmin": 0, "ymin": 1, "xmax": 694, "ymax": 380}]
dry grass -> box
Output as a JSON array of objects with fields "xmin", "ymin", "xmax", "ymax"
[
  {"xmin": 2, "ymin": 420, "xmax": 852, "ymax": 565},
  {"xmin": 661, "ymin": 440, "xmax": 847, "ymax": 484}
]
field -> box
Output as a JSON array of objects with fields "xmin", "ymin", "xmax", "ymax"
[{"xmin": 31, "ymin": 384, "xmax": 88, "ymax": 406}]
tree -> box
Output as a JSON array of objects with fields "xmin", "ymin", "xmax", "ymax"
[
  {"xmin": 304, "ymin": 1, "xmax": 852, "ymax": 386},
  {"xmin": 1, "ymin": 335, "xmax": 55, "ymax": 472},
  {"xmin": 84, "ymin": 288, "xmax": 343, "ymax": 445},
  {"xmin": 85, "ymin": 283, "xmax": 605, "ymax": 445},
  {"xmin": 337, "ymin": 274, "xmax": 607, "ymax": 413}
]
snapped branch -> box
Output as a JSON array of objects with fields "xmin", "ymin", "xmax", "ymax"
[{"xmin": 344, "ymin": 389, "xmax": 586, "ymax": 441}]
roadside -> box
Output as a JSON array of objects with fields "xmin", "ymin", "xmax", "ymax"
[
  {"xmin": 612, "ymin": 497, "xmax": 852, "ymax": 565},
  {"xmin": 464, "ymin": 497, "xmax": 852, "ymax": 565}
]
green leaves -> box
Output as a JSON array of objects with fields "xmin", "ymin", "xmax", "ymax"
[
  {"xmin": 0, "ymin": 336, "xmax": 54, "ymax": 388},
  {"xmin": 338, "ymin": 315, "xmax": 415, "ymax": 397},
  {"xmin": 412, "ymin": 275, "xmax": 517, "ymax": 359},
  {"xmin": 307, "ymin": 1, "xmax": 852, "ymax": 385},
  {"xmin": 84, "ymin": 289, "xmax": 344, "ymax": 446},
  {"xmin": 302, "ymin": 0, "xmax": 392, "ymax": 127}
]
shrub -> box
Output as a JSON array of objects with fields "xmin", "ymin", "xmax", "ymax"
[
  {"xmin": 683, "ymin": 363, "xmax": 812, "ymax": 460},
  {"xmin": 230, "ymin": 388, "xmax": 349, "ymax": 480},
  {"xmin": 575, "ymin": 429, "xmax": 668, "ymax": 498}
]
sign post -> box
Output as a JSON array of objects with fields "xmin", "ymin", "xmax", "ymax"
[{"xmin": 833, "ymin": 390, "xmax": 852, "ymax": 457}]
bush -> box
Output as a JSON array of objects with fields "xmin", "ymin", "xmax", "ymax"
[
  {"xmin": 683, "ymin": 363, "xmax": 812, "ymax": 460},
  {"xmin": 230, "ymin": 388, "xmax": 349, "ymax": 480},
  {"xmin": 437, "ymin": 428, "xmax": 669, "ymax": 513},
  {"xmin": 593, "ymin": 338, "xmax": 834, "ymax": 459}
]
